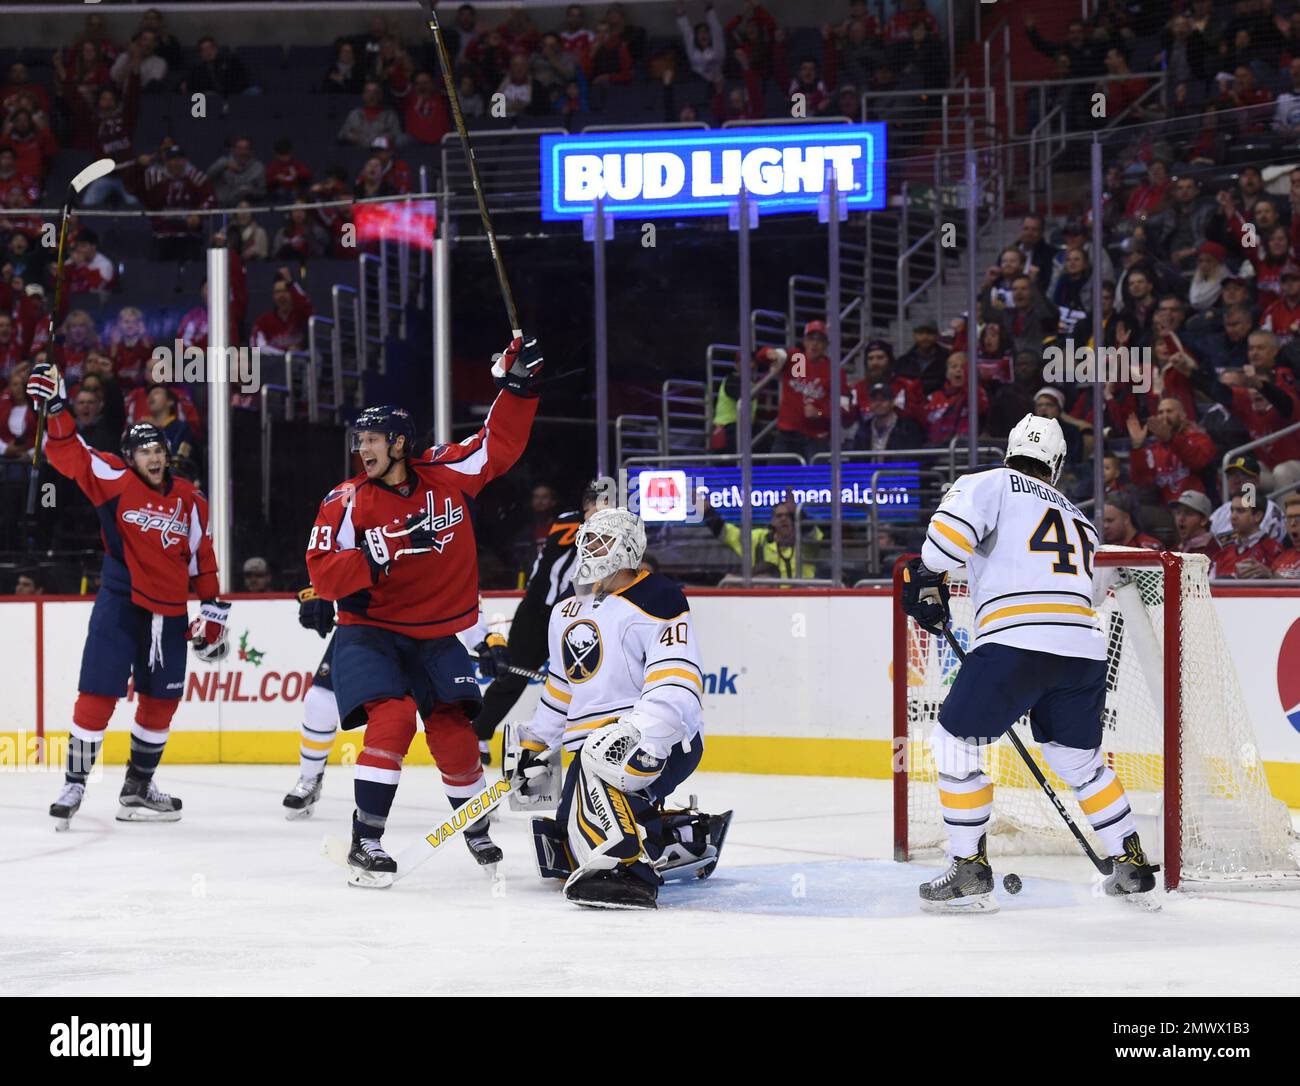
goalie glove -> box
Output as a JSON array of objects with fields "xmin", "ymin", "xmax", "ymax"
[
  {"xmin": 491, "ymin": 335, "xmax": 543, "ymax": 398},
  {"xmin": 189, "ymin": 599, "xmax": 231, "ymax": 662},
  {"xmin": 474, "ymin": 632, "xmax": 509, "ymax": 679},
  {"xmin": 503, "ymin": 724, "xmax": 562, "ymax": 809},
  {"xmin": 900, "ymin": 557, "xmax": 950, "ymax": 635},
  {"xmin": 297, "ymin": 586, "xmax": 335, "ymax": 638}
]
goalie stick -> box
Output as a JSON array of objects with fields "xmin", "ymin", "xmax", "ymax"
[
  {"xmin": 940, "ymin": 625, "xmax": 1114, "ymax": 876},
  {"xmin": 322, "ymin": 776, "xmax": 512, "ymax": 883}
]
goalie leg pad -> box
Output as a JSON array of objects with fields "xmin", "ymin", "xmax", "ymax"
[
  {"xmin": 564, "ymin": 756, "xmax": 646, "ymax": 875},
  {"xmin": 531, "ymin": 816, "xmax": 574, "ymax": 880}
]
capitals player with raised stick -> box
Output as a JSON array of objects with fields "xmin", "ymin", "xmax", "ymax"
[
  {"xmin": 901, "ymin": 414, "xmax": 1160, "ymax": 911},
  {"xmin": 306, "ymin": 336, "xmax": 541, "ymax": 886},
  {"xmin": 507, "ymin": 507, "xmax": 732, "ymax": 910},
  {"xmin": 26, "ymin": 361, "xmax": 230, "ymax": 828}
]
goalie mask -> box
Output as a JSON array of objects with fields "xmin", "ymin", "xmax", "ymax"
[
  {"xmin": 1004, "ymin": 413, "xmax": 1067, "ymax": 486},
  {"xmin": 573, "ymin": 507, "xmax": 646, "ymax": 585}
]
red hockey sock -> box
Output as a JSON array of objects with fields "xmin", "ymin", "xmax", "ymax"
[{"xmin": 423, "ymin": 703, "xmax": 485, "ymax": 799}]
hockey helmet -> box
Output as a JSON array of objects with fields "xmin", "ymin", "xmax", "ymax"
[
  {"xmin": 352, "ymin": 405, "xmax": 416, "ymax": 458},
  {"xmin": 1004, "ymin": 413, "xmax": 1067, "ymax": 486},
  {"xmin": 573, "ymin": 507, "xmax": 646, "ymax": 585},
  {"xmin": 122, "ymin": 422, "xmax": 168, "ymax": 460}
]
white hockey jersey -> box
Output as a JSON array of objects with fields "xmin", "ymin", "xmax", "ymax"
[
  {"xmin": 920, "ymin": 467, "xmax": 1107, "ymax": 660},
  {"xmin": 525, "ymin": 571, "xmax": 705, "ymax": 753}
]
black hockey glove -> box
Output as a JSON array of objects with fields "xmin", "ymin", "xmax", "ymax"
[
  {"xmin": 297, "ymin": 586, "xmax": 335, "ymax": 638},
  {"xmin": 491, "ymin": 335, "xmax": 543, "ymax": 398},
  {"xmin": 474, "ymin": 632, "xmax": 509, "ymax": 679},
  {"xmin": 901, "ymin": 558, "xmax": 950, "ymax": 635}
]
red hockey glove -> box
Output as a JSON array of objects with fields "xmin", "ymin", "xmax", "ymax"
[
  {"xmin": 189, "ymin": 599, "xmax": 231, "ymax": 662},
  {"xmin": 491, "ymin": 335, "xmax": 543, "ymax": 397},
  {"xmin": 26, "ymin": 361, "xmax": 67, "ymax": 415}
]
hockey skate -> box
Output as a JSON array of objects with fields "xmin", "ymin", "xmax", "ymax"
[
  {"xmin": 1104, "ymin": 832, "xmax": 1162, "ymax": 909},
  {"xmin": 464, "ymin": 818, "xmax": 503, "ymax": 871},
  {"xmin": 282, "ymin": 774, "xmax": 323, "ymax": 820},
  {"xmin": 347, "ymin": 825, "xmax": 397, "ymax": 889},
  {"xmin": 50, "ymin": 781, "xmax": 85, "ymax": 832},
  {"xmin": 655, "ymin": 800, "xmax": 733, "ymax": 881},
  {"xmin": 564, "ymin": 866, "xmax": 658, "ymax": 910},
  {"xmin": 919, "ymin": 834, "xmax": 999, "ymax": 914},
  {"xmin": 116, "ymin": 775, "xmax": 182, "ymax": 822}
]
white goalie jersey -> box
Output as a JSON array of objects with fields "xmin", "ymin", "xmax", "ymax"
[
  {"xmin": 920, "ymin": 467, "xmax": 1107, "ymax": 661},
  {"xmin": 525, "ymin": 571, "xmax": 705, "ymax": 754}
]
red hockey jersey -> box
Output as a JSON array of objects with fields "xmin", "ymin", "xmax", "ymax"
[
  {"xmin": 44, "ymin": 409, "xmax": 220, "ymax": 614},
  {"xmin": 307, "ymin": 389, "xmax": 538, "ymax": 638}
]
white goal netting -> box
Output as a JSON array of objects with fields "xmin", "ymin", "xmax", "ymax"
[{"xmin": 899, "ymin": 550, "xmax": 1300, "ymax": 887}]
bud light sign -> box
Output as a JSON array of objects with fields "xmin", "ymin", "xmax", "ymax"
[
  {"xmin": 638, "ymin": 470, "xmax": 689, "ymax": 522},
  {"xmin": 540, "ymin": 125, "xmax": 887, "ymax": 220}
]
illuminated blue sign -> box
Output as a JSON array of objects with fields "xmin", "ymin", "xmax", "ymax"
[{"xmin": 540, "ymin": 124, "xmax": 887, "ymax": 220}]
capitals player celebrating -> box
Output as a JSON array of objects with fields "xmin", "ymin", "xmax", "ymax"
[
  {"xmin": 507, "ymin": 508, "xmax": 732, "ymax": 910},
  {"xmin": 27, "ymin": 362, "xmax": 230, "ymax": 828},
  {"xmin": 306, "ymin": 337, "xmax": 540, "ymax": 887},
  {"xmin": 901, "ymin": 414, "xmax": 1159, "ymax": 911}
]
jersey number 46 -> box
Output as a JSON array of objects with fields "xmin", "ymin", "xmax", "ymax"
[{"xmin": 1028, "ymin": 508, "xmax": 1096, "ymax": 575}]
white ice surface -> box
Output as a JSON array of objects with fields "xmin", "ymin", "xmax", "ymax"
[{"xmin": 2, "ymin": 766, "xmax": 1299, "ymax": 997}]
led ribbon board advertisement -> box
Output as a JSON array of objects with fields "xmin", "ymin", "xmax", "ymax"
[
  {"xmin": 627, "ymin": 463, "xmax": 922, "ymax": 523},
  {"xmin": 540, "ymin": 124, "xmax": 887, "ymax": 220}
]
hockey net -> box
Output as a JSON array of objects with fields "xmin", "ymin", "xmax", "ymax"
[{"xmin": 892, "ymin": 548, "xmax": 1300, "ymax": 890}]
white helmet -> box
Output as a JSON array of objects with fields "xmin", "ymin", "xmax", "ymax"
[
  {"xmin": 1005, "ymin": 413, "xmax": 1067, "ymax": 486},
  {"xmin": 573, "ymin": 507, "xmax": 646, "ymax": 585}
]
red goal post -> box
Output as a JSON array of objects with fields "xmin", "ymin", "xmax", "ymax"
[{"xmin": 892, "ymin": 548, "xmax": 1300, "ymax": 892}]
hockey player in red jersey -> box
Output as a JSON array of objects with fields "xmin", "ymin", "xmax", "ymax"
[
  {"xmin": 306, "ymin": 335, "xmax": 542, "ymax": 887},
  {"xmin": 26, "ymin": 361, "xmax": 230, "ymax": 828}
]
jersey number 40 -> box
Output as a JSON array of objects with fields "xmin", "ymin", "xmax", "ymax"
[{"xmin": 1028, "ymin": 508, "xmax": 1096, "ymax": 576}]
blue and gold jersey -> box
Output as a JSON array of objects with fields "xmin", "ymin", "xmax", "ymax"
[{"xmin": 526, "ymin": 571, "xmax": 705, "ymax": 752}]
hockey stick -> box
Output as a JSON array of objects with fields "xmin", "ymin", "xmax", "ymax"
[
  {"xmin": 939, "ymin": 626, "xmax": 1114, "ymax": 876},
  {"xmin": 322, "ymin": 776, "xmax": 513, "ymax": 882},
  {"xmin": 25, "ymin": 157, "xmax": 117, "ymax": 516},
  {"xmin": 416, "ymin": 0, "xmax": 521, "ymax": 339},
  {"xmin": 474, "ymin": 655, "xmax": 545, "ymax": 683}
]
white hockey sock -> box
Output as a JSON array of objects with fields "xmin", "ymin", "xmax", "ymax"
[
  {"xmin": 930, "ymin": 725, "xmax": 993, "ymax": 858},
  {"xmin": 1041, "ymin": 742, "xmax": 1137, "ymax": 857},
  {"xmin": 297, "ymin": 684, "xmax": 339, "ymax": 780}
]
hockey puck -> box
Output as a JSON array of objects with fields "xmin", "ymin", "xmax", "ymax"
[{"xmin": 1002, "ymin": 873, "xmax": 1022, "ymax": 895}]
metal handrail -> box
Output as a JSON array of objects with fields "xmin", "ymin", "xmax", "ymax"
[
  {"xmin": 896, "ymin": 226, "xmax": 938, "ymax": 339},
  {"xmin": 1106, "ymin": 73, "xmax": 1167, "ymax": 130},
  {"xmin": 868, "ymin": 468, "xmax": 948, "ymax": 575},
  {"xmin": 661, "ymin": 378, "xmax": 709, "ymax": 454},
  {"xmin": 614, "ymin": 414, "xmax": 663, "ymax": 468},
  {"xmin": 948, "ymin": 436, "xmax": 1007, "ymax": 479},
  {"xmin": 1028, "ymin": 104, "xmax": 1067, "ymax": 214},
  {"xmin": 1220, "ymin": 420, "xmax": 1300, "ymax": 500},
  {"xmin": 307, "ymin": 317, "xmax": 336, "ymax": 423}
]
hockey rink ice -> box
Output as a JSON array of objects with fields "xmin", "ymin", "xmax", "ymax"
[{"xmin": 3, "ymin": 766, "xmax": 1299, "ymax": 998}]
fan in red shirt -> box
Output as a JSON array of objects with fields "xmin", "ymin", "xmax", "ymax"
[
  {"xmin": 107, "ymin": 306, "xmax": 154, "ymax": 387},
  {"xmin": 1103, "ymin": 48, "xmax": 1151, "ymax": 121},
  {"xmin": 56, "ymin": 309, "xmax": 103, "ymax": 386},
  {"xmin": 1125, "ymin": 396, "xmax": 1215, "ymax": 504},
  {"xmin": 1268, "ymin": 495, "xmax": 1300, "ymax": 577},
  {"xmin": 0, "ymin": 361, "xmax": 36, "ymax": 460},
  {"xmin": 1103, "ymin": 493, "xmax": 1163, "ymax": 550},
  {"xmin": 1124, "ymin": 157, "xmax": 1169, "ymax": 218},
  {"xmin": 1170, "ymin": 490, "xmax": 1221, "ymax": 561},
  {"xmin": 0, "ymin": 108, "xmax": 58, "ymax": 184},
  {"xmin": 851, "ymin": 338, "xmax": 925, "ymax": 425},
  {"xmin": 64, "ymin": 229, "xmax": 117, "ymax": 294},
  {"xmin": 766, "ymin": 320, "xmax": 853, "ymax": 459},
  {"xmin": 141, "ymin": 146, "xmax": 216, "ymax": 260},
  {"xmin": 885, "ymin": 0, "xmax": 937, "ymax": 43},
  {"xmin": 1214, "ymin": 492, "xmax": 1284, "ymax": 578},
  {"xmin": 560, "ymin": 5, "xmax": 596, "ymax": 74},
  {"xmin": 62, "ymin": 72, "xmax": 140, "ymax": 196},
  {"xmin": 2, "ymin": 62, "xmax": 52, "ymax": 117},
  {"xmin": 363, "ymin": 135, "xmax": 411, "ymax": 194},
  {"xmin": 251, "ymin": 271, "xmax": 313, "ymax": 352},
  {"xmin": 402, "ymin": 71, "xmax": 450, "ymax": 146},
  {"xmin": 1260, "ymin": 264, "xmax": 1300, "ymax": 338},
  {"xmin": 0, "ymin": 147, "xmax": 40, "ymax": 206},
  {"xmin": 26, "ymin": 359, "xmax": 228, "ymax": 829},
  {"xmin": 0, "ymin": 313, "xmax": 24, "ymax": 376},
  {"xmin": 922, "ymin": 352, "xmax": 988, "ymax": 446},
  {"xmin": 307, "ymin": 336, "xmax": 542, "ymax": 886},
  {"xmin": 265, "ymin": 137, "xmax": 313, "ymax": 200}
]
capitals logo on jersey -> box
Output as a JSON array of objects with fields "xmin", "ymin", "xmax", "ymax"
[
  {"xmin": 562, "ymin": 619, "xmax": 602, "ymax": 682},
  {"xmin": 416, "ymin": 493, "xmax": 464, "ymax": 553},
  {"xmin": 120, "ymin": 498, "xmax": 189, "ymax": 548}
]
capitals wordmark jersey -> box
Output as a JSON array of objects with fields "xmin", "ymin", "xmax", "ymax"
[
  {"xmin": 920, "ymin": 467, "xmax": 1106, "ymax": 660},
  {"xmin": 306, "ymin": 389, "xmax": 537, "ymax": 639},
  {"xmin": 44, "ymin": 409, "xmax": 218, "ymax": 615},
  {"xmin": 527, "ymin": 572, "xmax": 705, "ymax": 753}
]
